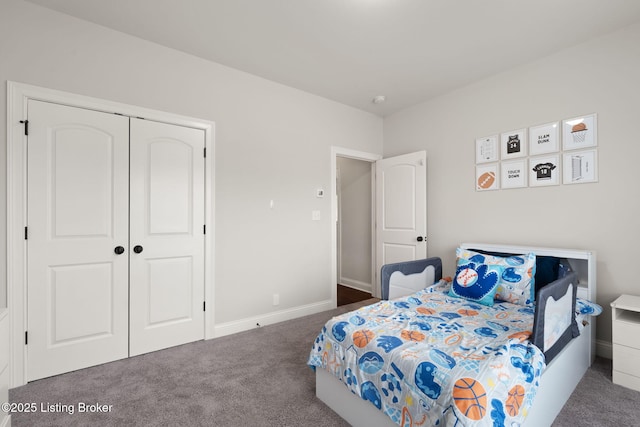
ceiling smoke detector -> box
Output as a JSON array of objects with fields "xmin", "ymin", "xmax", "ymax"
[{"xmin": 372, "ymin": 95, "xmax": 386, "ymax": 104}]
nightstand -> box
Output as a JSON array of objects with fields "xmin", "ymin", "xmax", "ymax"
[{"xmin": 611, "ymin": 294, "xmax": 640, "ymax": 391}]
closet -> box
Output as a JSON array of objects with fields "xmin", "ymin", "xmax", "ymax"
[{"xmin": 26, "ymin": 100, "xmax": 205, "ymax": 381}]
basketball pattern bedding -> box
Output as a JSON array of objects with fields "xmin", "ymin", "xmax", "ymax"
[{"xmin": 308, "ymin": 280, "xmax": 545, "ymax": 427}]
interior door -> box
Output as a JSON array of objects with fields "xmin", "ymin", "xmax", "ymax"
[
  {"xmin": 27, "ymin": 100, "xmax": 130, "ymax": 381},
  {"xmin": 128, "ymin": 118, "xmax": 205, "ymax": 356},
  {"xmin": 375, "ymin": 151, "xmax": 427, "ymax": 294}
]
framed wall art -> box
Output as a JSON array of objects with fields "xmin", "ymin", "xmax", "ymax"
[
  {"xmin": 501, "ymin": 160, "xmax": 527, "ymax": 189},
  {"xmin": 501, "ymin": 129, "xmax": 527, "ymax": 159},
  {"xmin": 563, "ymin": 114, "xmax": 597, "ymax": 150},
  {"xmin": 563, "ymin": 149, "xmax": 598, "ymax": 184},
  {"xmin": 529, "ymin": 122, "xmax": 559, "ymax": 156},
  {"xmin": 476, "ymin": 164, "xmax": 499, "ymax": 191},
  {"xmin": 529, "ymin": 155, "xmax": 560, "ymax": 187},
  {"xmin": 476, "ymin": 135, "xmax": 499, "ymax": 163},
  {"xmin": 474, "ymin": 112, "xmax": 600, "ymax": 192}
]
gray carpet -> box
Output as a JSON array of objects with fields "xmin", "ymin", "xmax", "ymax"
[
  {"xmin": 552, "ymin": 356, "xmax": 640, "ymax": 427},
  {"xmin": 9, "ymin": 299, "xmax": 640, "ymax": 426}
]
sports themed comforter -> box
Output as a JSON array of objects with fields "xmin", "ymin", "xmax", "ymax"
[{"xmin": 308, "ymin": 280, "xmax": 546, "ymax": 427}]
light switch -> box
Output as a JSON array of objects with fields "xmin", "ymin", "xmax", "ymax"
[{"xmin": 312, "ymin": 210, "xmax": 321, "ymax": 221}]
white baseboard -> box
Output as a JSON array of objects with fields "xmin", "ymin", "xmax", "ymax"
[
  {"xmin": 338, "ymin": 278, "xmax": 372, "ymax": 294},
  {"xmin": 596, "ymin": 339, "xmax": 612, "ymax": 359},
  {"xmin": 212, "ymin": 300, "xmax": 335, "ymax": 338}
]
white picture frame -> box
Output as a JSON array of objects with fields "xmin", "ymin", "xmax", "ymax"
[
  {"xmin": 563, "ymin": 149, "xmax": 598, "ymax": 184},
  {"xmin": 476, "ymin": 164, "xmax": 499, "ymax": 191},
  {"xmin": 475, "ymin": 135, "xmax": 499, "ymax": 164},
  {"xmin": 501, "ymin": 129, "xmax": 527, "ymax": 159},
  {"xmin": 563, "ymin": 114, "xmax": 597, "ymax": 150},
  {"xmin": 529, "ymin": 122, "xmax": 559, "ymax": 156},
  {"xmin": 501, "ymin": 160, "xmax": 527, "ymax": 189},
  {"xmin": 529, "ymin": 155, "xmax": 560, "ymax": 187}
]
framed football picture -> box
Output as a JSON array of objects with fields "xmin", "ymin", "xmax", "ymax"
[{"xmin": 476, "ymin": 164, "xmax": 499, "ymax": 191}]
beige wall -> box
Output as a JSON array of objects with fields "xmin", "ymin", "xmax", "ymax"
[
  {"xmin": 0, "ymin": 1, "xmax": 383, "ymax": 322},
  {"xmin": 383, "ymin": 21, "xmax": 640, "ymax": 349}
]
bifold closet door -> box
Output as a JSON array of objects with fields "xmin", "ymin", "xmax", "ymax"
[
  {"xmin": 128, "ymin": 118, "xmax": 205, "ymax": 357},
  {"xmin": 27, "ymin": 101, "xmax": 206, "ymax": 381},
  {"xmin": 27, "ymin": 100, "xmax": 130, "ymax": 381}
]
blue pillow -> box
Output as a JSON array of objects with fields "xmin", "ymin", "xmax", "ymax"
[
  {"xmin": 534, "ymin": 256, "xmax": 560, "ymax": 295},
  {"xmin": 458, "ymin": 248, "xmax": 536, "ymax": 306},
  {"xmin": 449, "ymin": 257, "xmax": 503, "ymax": 306}
]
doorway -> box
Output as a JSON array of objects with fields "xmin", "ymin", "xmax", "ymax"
[
  {"xmin": 331, "ymin": 147, "xmax": 427, "ymax": 306},
  {"xmin": 337, "ymin": 156, "xmax": 374, "ymax": 305},
  {"xmin": 331, "ymin": 148, "xmax": 381, "ymax": 306}
]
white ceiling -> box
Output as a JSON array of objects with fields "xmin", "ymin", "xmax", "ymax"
[{"xmin": 25, "ymin": 0, "xmax": 640, "ymax": 116}]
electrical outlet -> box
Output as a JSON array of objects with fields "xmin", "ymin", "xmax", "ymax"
[{"xmin": 273, "ymin": 294, "xmax": 279, "ymax": 306}]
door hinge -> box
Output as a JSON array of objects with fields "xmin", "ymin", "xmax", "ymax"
[
  {"xmin": 25, "ymin": 331, "xmax": 28, "ymax": 345},
  {"xmin": 20, "ymin": 120, "xmax": 29, "ymax": 136},
  {"xmin": 203, "ymin": 224, "xmax": 206, "ymax": 234},
  {"xmin": 204, "ymin": 147, "xmax": 207, "ymax": 158},
  {"xmin": 24, "ymin": 226, "xmax": 28, "ymax": 240},
  {"xmin": 203, "ymin": 301, "xmax": 206, "ymax": 312}
]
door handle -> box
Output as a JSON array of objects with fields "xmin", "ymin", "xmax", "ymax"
[
  {"xmin": 133, "ymin": 245, "xmax": 144, "ymax": 254},
  {"xmin": 114, "ymin": 246, "xmax": 125, "ymax": 255},
  {"xmin": 416, "ymin": 236, "xmax": 426, "ymax": 242}
]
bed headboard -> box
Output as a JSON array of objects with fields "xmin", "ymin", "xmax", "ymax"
[
  {"xmin": 460, "ymin": 243, "xmax": 596, "ymax": 300},
  {"xmin": 460, "ymin": 242, "xmax": 597, "ymax": 362}
]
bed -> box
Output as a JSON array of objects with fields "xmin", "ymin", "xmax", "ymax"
[{"xmin": 309, "ymin": 243, "xmax": 600, "ymax": 427}]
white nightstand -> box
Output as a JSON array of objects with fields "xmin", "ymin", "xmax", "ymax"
[{"xmin": 611, "ymin": 294, "xmax": 640, "ymax": 391}]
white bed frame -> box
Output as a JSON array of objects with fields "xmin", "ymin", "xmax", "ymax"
[{"xmin": 316, "ymin": 243, "xmax": 596, "ymax": 427}]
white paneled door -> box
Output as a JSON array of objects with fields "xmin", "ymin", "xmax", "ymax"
[
  {"xmin": 129, "ymin": 118, "xmax": 205, "ymax": 356},
  {"xmin": 375, "ymin": 151, "xmax": 427, "ymax": 276},
  {"xmin": 27, "ymin": 101, "xmax": 130, "ymax": 380},
  {"xmin": 27, "ymin": 101, "xmax": 205, "ymax": 381}
]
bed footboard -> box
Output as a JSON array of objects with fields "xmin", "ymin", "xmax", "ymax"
[{"xmin": 316, "ymin": 327, "xmax": 592, "ymax": 427}]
